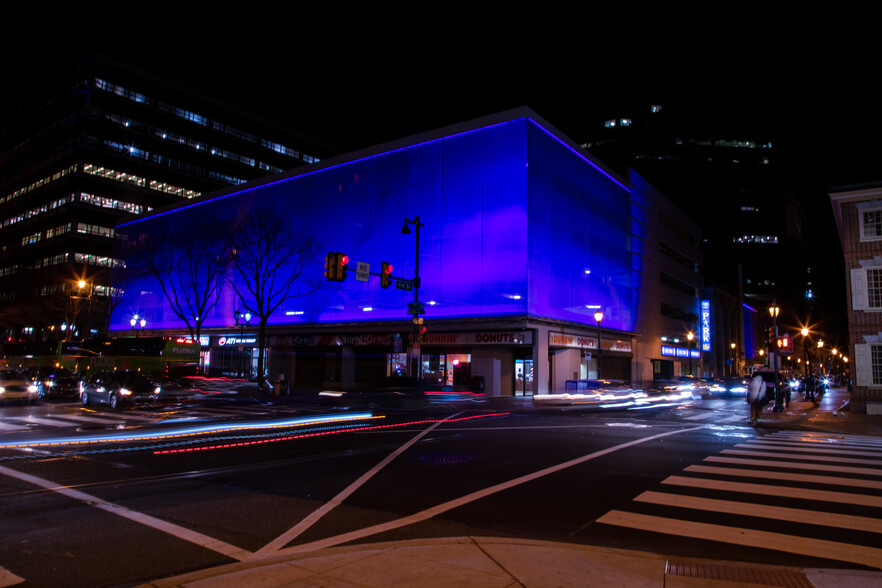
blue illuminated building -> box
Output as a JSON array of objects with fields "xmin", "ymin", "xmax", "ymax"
[{"xmin": 115, "ymin": 108, "xmax": 703, "ymax": 395}]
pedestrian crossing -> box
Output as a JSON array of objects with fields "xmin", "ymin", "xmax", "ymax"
[
  {"xmin": 680, "ymin": 410, "xmax": 747, "ymax": 424},
  {"xmin": 0, "ymin": 404, "xmax": 281, "ymax": 433},
  {"xmin": 595, "ymin": 431, "xmax": 882, "ymax": 569}
]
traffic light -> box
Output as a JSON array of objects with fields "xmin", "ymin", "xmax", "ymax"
[
  {"xmin": 380, "ymin": 261, "xmax": 392, "ymax": 288},
  {"xmin": 324, "ymin": 252, "xmax": 349, "ymax": 282},
  {"xmin": 338, "ymin": 253, "xmax": 349, "ymax": 281},
  {"xmin": 324, "ymin": 252, "xmax": 339, "ymax": 281}
]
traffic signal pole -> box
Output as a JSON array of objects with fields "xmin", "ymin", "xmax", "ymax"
[{"xmin": 402, "ymin": 216, "xmax": 424, "ymax": 383}]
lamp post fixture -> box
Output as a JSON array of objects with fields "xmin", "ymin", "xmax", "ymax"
[
  {"xmin": 130, "ymin": 315, "xmax": 146, "ymax": 338},
  {"xmin": 594, "ymin": 311, "xmax": 603, "ymax": 380},
  {"xmin": 402, "ymin": 216, "xmax": 424, "ymax": 383},
  {"xmin": 76, "ymin": 280, "xmax": 95, "ymax": 338},
  {"xmin": 686, "ymin": 331, "xmax": 694, "ymax": 377},
  {"xmin": 817, "ymin": 339, "xmax": 825, "ymax": 378},
  {"xmin": 769, "ymin": 302, "xmax": 782, "ymax": 412},
  {"xmin": 800, "ymin": 327, "xmax": 815, "ymax": 403},
  {"xmin": 234, "ymin": 310, "xmax": 251, "ymax": 379},
  {"xmin": 730, "ymin": 342, "xmax": 736, "ymax": 378}
]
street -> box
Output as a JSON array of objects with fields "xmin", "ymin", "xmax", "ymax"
[{"xmin": 0, "ymin": 389, "xmax": 880, "ymax": 587}]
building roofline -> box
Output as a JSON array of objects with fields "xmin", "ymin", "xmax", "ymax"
[{"xmin": 118, "ymin": 106, "xmax": 629, "ymax": 228}]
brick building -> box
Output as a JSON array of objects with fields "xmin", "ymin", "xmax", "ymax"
[{"xmin": 831, "ymin": 184, "xmax": 882, "ymax": 413}]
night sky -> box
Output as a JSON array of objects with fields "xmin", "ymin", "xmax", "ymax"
[{"xmin": 5, "ymin": 30, "xmax": 878, "ymax": 347}]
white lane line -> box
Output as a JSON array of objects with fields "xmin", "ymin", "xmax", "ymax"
[
  {"xmin": 685, "ymin": 464, "xmax": 882, "ymax": 490},
  {"xmin": 634, "ymin": 490, "xmax": 882, "ymax": 534},
  {"xmin": 55, "ymin": 414, "xmax": 125, "ymax": 424},
  {"xmin": 595, "ymin": 510, "xmax": 882, "ymax": 569},
  {"xmin": 0, "ymin": 564, "xmax": 24, "ymax": 587},
  {"xmin": 704, "ymin": 456, "xmax": 882, "ymax": 477},
  {"xmin": 7, "ymin": 416, "xmax": 72, "ymax": 428},
  {"xmin": 0, "ymin": 422, "xmax": 24, "ymax": 432},
  {"xmin": 0, "ymin": 465, "xmax": 252, "ymax": 561},
  {"xmin": 663, "ymin": 475, "xmax": 882, "ymax": 508},
  {"xmin": 250, "ymin": 411, "xmax": 467, "ymax": 559},
  {"xmin": 737, "ymin": 442, "xmax": 882, "ymax": 457},
  {"xmin": 722, "ymin": 448, "xmax": 882, "ymax": 466},
  {"xmin": 264, "ymin": 425, "xmax": 706, "ymax": 558}
]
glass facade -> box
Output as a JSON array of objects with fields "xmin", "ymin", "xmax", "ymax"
[{"xmin": 113, "ymin": 116, "xmax": 634, "ymax": 334}]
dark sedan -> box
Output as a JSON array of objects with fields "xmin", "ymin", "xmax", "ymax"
[
  {"xmin": 80, "ymin": 371, "xmax": 161, "ymax": 409},
  {"xmin": 26, "ymin": 367, "xmax": 81, "ymax": 399}
]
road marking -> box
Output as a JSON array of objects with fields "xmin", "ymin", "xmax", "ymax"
[
  {"xmin": 595, "ymin": 510, "xmax": 882, "ymax": 569},
  {"xmin": 634, "ymin": 490, "xmax": 882, "ymax": 533},
  {"xmin": 0, "ymin": 564, "xmax": 24, "ymax": 587},
  {"xmin": 684, "ymin": 464, "xmax": 882, "ymax": 490},
  {"xmin": 0, "ymin": 464, "xmax": 252, "ymax": 562},
  {"xmin": 265, "ymin": 425, "xmax": 706, "ymax": 558},
  {"xmin": 0, "ymin": 422, "xmax": 24, "ymax": 432},
  {"xmin": 703, "ymin": 456, "xmax": 882, "ymax": 477},
  {"xmin": 250, "ymin": 411, "xmax": 467, "ymax": 559},
  {"xmin": 57, "ymin": 414, "xmax": 126, "ymax": 424},
  {"xmin": 738, "ymin": 442, "xmax": 882, "ymax": 457},
  {"xmin": 722, "ymin": 448, "xmax": 882, "ymax": 466}
]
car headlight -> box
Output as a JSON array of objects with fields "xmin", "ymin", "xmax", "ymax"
[
  {"xmin": 730, "ymin": 386, "xmax": 747, "ymax": 393},
  {"xmin": 28, "ymin": 385, "xmax": 38, "ymax": 393},
  {"xmin": 154, "ymin": 387, "xmax": 161, "ymax": 395},
  {"xmin": 0, "ymin": 387, "xmax": 5, "ymax": 393},
  {"xmin": 119, "ymin": 388, "xmax": 133, "ymax": 396}
]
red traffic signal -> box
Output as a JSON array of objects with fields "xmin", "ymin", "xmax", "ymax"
[
  {"xmin": 324, "ymin": 252, "xmax": 349, "ymax": 282},
  {"xmin": 380, "ymin": 261, "xmax": 392, "ymax": 288},
  {"xmin": 776, "ymin": 335, "xmax": 793, "ymax": 354}
]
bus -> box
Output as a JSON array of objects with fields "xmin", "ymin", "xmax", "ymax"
[
  {"xmin": 1, "ymin": 340, "xmax": 82, "ymax": 371},
  {"xmin": 75, "ymin": 337, "xmax": 200, "ymax": 378}
]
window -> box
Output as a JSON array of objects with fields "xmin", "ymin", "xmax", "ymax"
[
  {"xmin": 862, "ymin": 209, "xmax": 882, "ymax": 239},
  {"xmin": 869, "ymin": 269, "xmax": 882, "ymax": 308}
]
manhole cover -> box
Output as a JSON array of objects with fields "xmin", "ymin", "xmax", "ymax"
[{"xmin": 419, "ymin": 452, "xmax": 475, "ymax": 464}]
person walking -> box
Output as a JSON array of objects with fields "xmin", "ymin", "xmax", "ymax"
[{"xmin": 747, "ymin": 372, "xmax": 764, "ymax": 424}]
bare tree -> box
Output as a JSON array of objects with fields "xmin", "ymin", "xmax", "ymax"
[
  {"xmin": 225, "ymin": 207, "xmax": 322, "ymax": 388},
  {"xmin": 136, "ymin": 219, "xmax": 229, "ymax": 343}
]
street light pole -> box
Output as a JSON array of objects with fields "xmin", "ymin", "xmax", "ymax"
[
  {"xmin": 402, "ymin": 216, "xmax": 424, "ymax": 383},
  {"xmin": 234, "ymin": 310, "xmax": 251, "ymax": 379},
  {"xmin": 769, "ymin": 302, "xmax": 782, "ymax": 412},
  {"xmin": 687, "ymin": 331, "xmax": 694, "ymax": 377},
  {"xmin": 593, "ymin": 311, "xmax": 603, "ymax": 380},
  {"xmin": 800, "ymin": 327, "xmax": 815, "ymax": 403}
]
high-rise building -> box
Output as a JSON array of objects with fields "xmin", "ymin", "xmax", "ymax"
[
  {"xmin": 576, "ymin": 101, "xmax": 820, "ymax": 372},
  {"xmin": 0, "ymin": 53, "xmax": 339, "ymax": 340}
]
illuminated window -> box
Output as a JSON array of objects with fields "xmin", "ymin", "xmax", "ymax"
[
  {"xmin": 873, "ymin": 345, "xmax": 882, "ymax": 384},
  {"xmin": 868, "ymin": 268, "xmax": 882, "ymax": 308},
  {"xmin": 861, "ymin": 209, "xmax": 882, "ymax": 239}
]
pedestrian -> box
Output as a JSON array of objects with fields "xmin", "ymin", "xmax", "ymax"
[{"xmin": 747, "ymin": 372, "xmax": 764, "ymax": 424}]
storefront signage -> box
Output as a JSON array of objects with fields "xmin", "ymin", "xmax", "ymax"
[
  {"xmin": 218, "ymin": 336, "xmax": 257, "ymax": 346},
  {"xmin": 661, "ymin": 345, "xmax": 701, "ymax": 358},
  {"xmin": 700, "ymin": 299, "xmax": 712, "ymax": 352},
  {"xmin": 548, "ymin": 331, "xmax": 632, "ymax": 353},
  {"xmin": 422, "ymin": 331, "xmax": 533, "ymax": 345},
  {"xmin": 269, "ymin": 331, "xmax": 532, "ymax": 347}
]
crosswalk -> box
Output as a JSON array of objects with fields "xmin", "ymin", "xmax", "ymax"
[
  {"xmin": 596, "ymin": 431, "xmax": 882, "ymax": 569},
  {"xmin": 0, "ymin": 404, "xmax": 281, "ymax": 433}
]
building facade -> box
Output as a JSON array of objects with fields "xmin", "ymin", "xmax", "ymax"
[
  {"xmin": 0, "ymin": 54, "xmax": 335, "ymax": 340},
  {"xmin": 831, "ymin": 184, "xmax": 882, "ymax": 413},
  {"xmin": 112, "ymin": 109, "xmax": 704, "ymax": 395}
]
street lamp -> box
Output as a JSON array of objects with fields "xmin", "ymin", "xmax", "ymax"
[
  {"xmin": 800, "ymin": 327, "xmax": 815, "ymax": 403},
  {"xmin": 686, "ymin": 331, "xmax": 694, "ymax": 377},
  {"xmin": 593, "ymin": 311, "xmax": 603, "ymax": 380},
  {"xmin": 234, "ymin": 310, "xmax": 251, "ymax": 379},
  {"xmin": 730, "ymin": 342, "xmax": 736, "ymax": 378},
  {"xmin": 402, "ymin": 216, "xmax": 424, "ymax": 383},
  {"xmin": 77, "ymin": 279, "xmax": 95, "ymax": 338},
  {"xmin": 130, "ymin": 315, "xmax": 146, "ymax": 338},
  {"xmin": 769, "ymin": 302, "xmax": 782, "ymax": 412}
]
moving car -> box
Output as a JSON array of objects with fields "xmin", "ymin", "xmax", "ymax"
[
  {"xmin": 25, "ymin": 367, "xmax": 81, "ymax": 399},
  {"xmin": 0, "ymin": 369, "xmax": 39, "ymax": 404},
  {"xmin": 80, "ymin": 371, "xmax": 161, "ymax": 408}
]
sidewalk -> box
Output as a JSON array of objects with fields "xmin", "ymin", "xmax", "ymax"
[{"xmin": 141, "ymin": 387, "xmax": 881, "ymax": 588}]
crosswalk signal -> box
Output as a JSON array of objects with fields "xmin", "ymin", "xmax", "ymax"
[{"xmin": 380, "ymin": 261, "xmax": 392, "ymax": 288}]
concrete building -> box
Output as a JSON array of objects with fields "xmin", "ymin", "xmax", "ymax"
[
  {"xmin": 112, "ymin": 108, "xmax": 704, "ymax": 395},
  {"xmin": 831, "ymin": 184, "xmax": 882, "ymax": 413}
]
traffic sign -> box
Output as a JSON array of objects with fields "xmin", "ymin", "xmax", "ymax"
[
  {"xmin": 356, "ymin": 261, "xmax": 370, "ymax": 282},
  {"xmin": 396, "ymin": 279, "xmax": 413, "ymax": 291}
]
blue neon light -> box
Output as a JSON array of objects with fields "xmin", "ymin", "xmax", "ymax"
[
  {"xmin": 700, "ymin": 299, "xmax": 712, "ymax": 352},
  {"xmin": 112, "ymin": 116, "xmax": 635, "ymax": 333}
]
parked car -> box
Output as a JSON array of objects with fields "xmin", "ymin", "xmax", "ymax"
[
  {"xmin": 25, "ymin": 367, "xmax": 81, "ymax": 399},
  {"xmin": 80, "ymin": 371, "xmax": 161, "ymax": 408},
  {"xmin": 0, "ymin": 369, "xmax": 39, "ymax": 404}
]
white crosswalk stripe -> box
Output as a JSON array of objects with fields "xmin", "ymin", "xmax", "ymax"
[{"xmin": 596, "ymin": 431, "xmax": 882, "ymax": 569}]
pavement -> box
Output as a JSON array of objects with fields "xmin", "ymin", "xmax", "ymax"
[{"xmin": 139, "ymin": 388, "xmax": 882, "ymax": 588}]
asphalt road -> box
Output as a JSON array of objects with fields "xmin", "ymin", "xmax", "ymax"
[{"xmin": 1, "ymin": 392, "xmax": 879, "ymax": 587}]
